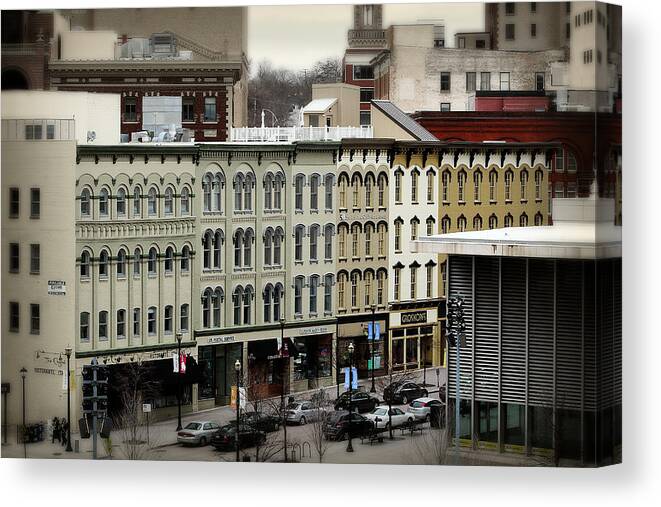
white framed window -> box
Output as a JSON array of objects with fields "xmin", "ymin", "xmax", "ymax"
[{"xmin": 147, "ymin": 307, "xmax": 157, "ymax": 335}]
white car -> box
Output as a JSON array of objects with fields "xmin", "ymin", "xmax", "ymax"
[
  {"xmin": 407, "ymin": 397, "xmax": 444, "ymax": 421},
  {"xmin": 285, "ymin": 401, "xmax": 327, "ymax": 425},
  {"xmin": 176, "ymin": 421, "xmax": 221, "ymax": 446},
  {"xmin": 365, "ymin": 405, "xmax": 414, "ymax": 429}
]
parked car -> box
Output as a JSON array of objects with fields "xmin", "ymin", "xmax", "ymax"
[
  {"xmin": 365, "ymin": 405, "xmax": 414, "ymax": 429},
  {"xmin": 240, "ymin": 411, "xmax": 281, "ymax": 433},
  {"xmin": 334, "ymin": 390, "xmax": 379, "ymax": 413},
  {"xmin": 176, "ymin": 421, "xmax": 221, "ymax": 446},
  {"xmin": 322, "ymin": 410, "xmax": 374, "ymax": 441},
  {"xmin": 211, "ymin": 423, "xmax": 266, "ymax": 451},
  {"xmin": 407, "ymin": 397, "xmax": 444, "ymax": 421},
  {"xmin": 383, "ymin": 381, "xmax": 429, "ymax": 405},
  {"xmin": 285, "ymin": 400, "xmax": 326, "ymax": 425}
]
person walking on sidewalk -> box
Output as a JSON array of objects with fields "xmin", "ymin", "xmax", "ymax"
[{"xmin": 52, "ymin": 417, "xmax": 61, "ymax": 444}]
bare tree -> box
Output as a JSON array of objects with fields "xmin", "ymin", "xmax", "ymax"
[{"xmin": 305, "ymin": 389, "xmax": 332, "ymax": 463}]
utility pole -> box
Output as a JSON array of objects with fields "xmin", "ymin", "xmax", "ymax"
[{"xmin": 447, "ymin": 295, "xmax": 465, "ymax": 460}]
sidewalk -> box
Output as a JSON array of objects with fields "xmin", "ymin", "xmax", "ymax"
[{"xmin": 1, "ymin": 367, "xmax": 446, "ymax": 460}]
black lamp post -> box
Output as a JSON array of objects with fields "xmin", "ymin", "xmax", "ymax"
[
  {"xmin": 346, "ymin": 342, "xmax": 354, "ymax": 453},
  {"xmin": 234, "ymin": 358, "xmax": 241, "ymax": 462},
  {"xmin": 279, "ymin": 318, "xmax": 288, "ymax": 463},
  {"xmin": 64, "ymin": 346, "xmax": 73, "ymax": 452},
  {"xmin": 175, "ymin": 333, "xmax": 183, "ymax": 431},
  {"xmin": 20, "ymin": 367, "xmax": 27, "ymax": 459},
  {"xmin": 370, "ymin": 304, "xmax": 377, "ymax": 393}
]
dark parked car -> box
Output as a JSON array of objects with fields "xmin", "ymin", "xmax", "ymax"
[
  {"xmin": 211, "ymin": 423, "xmax": 266, "ymax": 451},
  {"xmin": 334, "ymin": 391, "xmax": 379, "ymax": 413},
  {"xmin": 322, "ymin": 410, "xmax": 374, "ymax": 441},
  {"xmin": 383, "ymin": 381, "xmax": 428, "ymax": 405},
  {"xmin": 240, "ymin": 411, "xmax": 281, "ymax": 433}
]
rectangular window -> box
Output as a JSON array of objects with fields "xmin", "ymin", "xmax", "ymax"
[
  {"xmin": 99, "ymin": 311, "xmax": 108, "ymax": 340},
  {"xmin": 182, "ymin": 96, "xmax": 195, "ymax": 122},
  {"xmin": 30, "ymin": 304, "xmax": 40, "ymax": 334},
  {"xmin": 181, "ymin": 304, "xmax": 189, "ymax": 332},
  {"xmin": 9, "ymin": 243, "xmax": 19, "ymax": 272},
  {"xmin": 359, "ymin": 110, "xmax": 371, "ymax": 126},
  {"xmin": 80, "ymin": 312, "xmax": 89, "ymax": 341},
  {"xmin": 566, "ymin": 182, "xmax": 577, "ymax": 198},
  {"xmin": 124, "ymin": 97, "xmax": 137, "ymax": 122},
  {"xmin": 531, "ymin": 23, "xmax": 537, "ymax": 37},
  {"xmin": 555, "ymin": 182, "xmax": 565, "ymax": 198},
  {"xmin": 164, "ymin": 306, "xmax": 173, "ymax": 334},
  {"xmin": 46, "ymin": 124, "xmax": 55, "ymax": 139},
  {"xmin": 133, "ymin": 308, "xmax": 141, "ymax": 337},
  {"xmin": 410, "ymin": 267, "xmax": 417, "ymax": 300},
  {"xmin": 505, "ymin": 2, "xmax": 516, "ymax": 15},
  {"xmin": 500, "ymin": 72, "xmax": 510, "ymax": 91},
  {"xmin": 426, "ymin": 265, "xmax": 434, "ymax": 298},
  {"xmin": 9, "ymin": 187, "xmax": 19, "ymax": 218},
  {"xmin": 30, "ymin": 244, "xmax": 40, "ymax": 274},
  {"xmin": 394, "ymin": 268, "xmax": 401, "ymax": 301},
  {"xmin": 353, "ymin": 65, "xmax": 374, "ymax": 80},
  {"xmin": 440, "ymin": 103, "xmax": 451, "ymax": 112},
  {"xmin": 458, "ymin": 37, "xmax": 465, "ymax": 48},
  {"xmin": 440, "ymin": 72, "xmax": 451, "ymax": 92},
  {"xmin": 530, "ymin": 2, "xmax": 537, "ymax": 13},
  {"xmin": 480, "ymin": 72, "xmax": 491, "ymax": 91},
  {"xmin": 536, "ymin": 72, "xmax": 545, "ymax": 91},
  {"xmin": 359, "ymin": 88, "xmax": 374, "ymax": 103},
  {"xmin": 476, "ymin": 39, "xmax": 486, "ymax": 49},
  {"xmin": 505, "ymin": 24, "xmax": 515, "ymax": 40},
  {"xmin": 9, "ymin": 302, "xmax": 19, "ymax": 332},
  {"xmin": 466, "ymin": 72, "xmax": 476, "ymax": 92},
  {"xmin": 117, "ymin": 310, "xmax": 126, "ymax": 338},
  {"xmin": 566, "ymin": 22, "xmax": 570, "ymax": 39},
  {"xmin": 25, "ymin": 124, "xmax": 43, "ymax": 140},
  {"xmin": 147, "ymin": 307, "xmax": 157, "ymax": 335},
  {"xmin": 204, "ymin": 97, "xmax": 216, "ymax": 122}
]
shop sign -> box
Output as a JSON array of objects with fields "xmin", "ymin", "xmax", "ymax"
[
  {"xmin": 47, "ymin": 280, "xmax": 66, "ymax": 296},
  {"xmin": 298, "ymin": 326, "xmax": 330, "ymax": 336},
  {"xmin": 400, "ymin": 311, "xmax": 429, "ymax": 325},
  {"xmin": 206, "ymin": 335, "xmax": 236, "ymax": 344},
  {"xmin": 34, "ymin": 367, "xmax": 64, "ymax": 376}
]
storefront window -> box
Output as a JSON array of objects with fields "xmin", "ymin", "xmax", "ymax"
[
  {"xmin": 503, "ymin": 403, "xmax": 525, "ymax": 447},
  {"xmin": 198, "ymin": 346, "xmax": 215, "ymax": 400},
  {"xmin": 449, "ymin": 398, "xmax": 472, "ymax": 441},
  {"xmin": 529, "ymin": 405, "xmax": 553, "ymax": 450},
  {"xmin": 476, "ymin": 401, "xmax": 499, "ymax": 443}
]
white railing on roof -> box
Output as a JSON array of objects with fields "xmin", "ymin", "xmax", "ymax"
[{"xmin": 230, "ymin": 126, "xmax": 373, "ymax": 143}]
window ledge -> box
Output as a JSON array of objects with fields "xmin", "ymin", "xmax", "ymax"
[
  {"xmin": 474, "ymin": 200, "xmax": 482, "ymax": 205},
  {"xmin": 294, "ymin": 260, "xmax": 304, "ymax": 266},
  {"xmin": 80, "ymin": 277, "xmax": 91, "ymax": 283},
  {"xmin": 310, "ymin": 209, "xmax": 319, "ymax": 214},
  {"xmin": 520, "ymin": 199, "xmax": 528, "ymax": 204},
  {"xmin": 395, "ymin": 201, "xmax": 403, "ymax": 205},
  {"xmin": 324, "ymin": 259, "xmax": 333, "ymax": 264},
  {"xmin": 378, "ymin": 206, "xmax": 387, "ymax": 211},
  {"xmin": 352, "ymin": 207, "xmax": 361, "ymax": 212},
  {"xmin": 351, "ymin": 256, "xmax": 360, "ymax": 262},
  {"xmin": 442, "ymin": 200, "xmax": 450, "ymax": 205},
  {"xmin": 365, "ymin": 206, "xmax": 374, "ymax": 212},
  {"xmin": 365, "ymin": 255, "xmax": 374, "ymax": 261},
  {"xmin": 147, "ymin": 274, "xmax": 157, "ymax": 279},
  {"xmin": 535, "ymin": 198, "xmax": 543, "ymax": 203},
  {"xmin": 489, "ymin": 200, "xmax": 497, "ymax": 204},
  {"xmin": 117, "ymin": 275, "xmax": 127, "ymax": 280},
  {"xmin": 310, "ymin": 259, "xmax": 319, "ymax": 264},
  {"xmin": 30, "ymin": 215, "xmax": 40, "ymax": 220},
  {"xmin": 378, "ymin": 255, "xmax": 386, "ymax": 260},
  {"xmin": 505, "ymin": 199, "xmax": 513, "ymax": 204},
  {"xmin": 99, "ymin": 275, "xmax": 109, "ymax": 281},
  {"xmin": 458, "ymin": 200, "xmax": 466, "ymax": 205},
  {"xmin": 309, "ymin": 312, "xmax": 318, "ymax": 318},
  {"xmin": 412, "ymin": 200, "xmax": 419, "ymax": 205},
  {"xmin": 295, "ymin": 209, "xmax": 304, "ymax": 215},
  {"xmin": 339, "ymin": 257, "xmax": 347, "ymax": 262},
  {"xmin": 325, "ymin": 209, "xmax": 334, "ymax": 214}
]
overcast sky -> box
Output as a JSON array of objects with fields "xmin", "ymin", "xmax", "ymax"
[{"xmin": 248, "ymin": 2, "xmax": 485, "ymax": 71}]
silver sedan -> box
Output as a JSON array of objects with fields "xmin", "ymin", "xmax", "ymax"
[
  {"xmin": 176, "ymin": 421, "xmax": 221, "ymax": 446},
  {"xmin": 285, "ymin": 401, "xmax": 327, "ymax": 425}
]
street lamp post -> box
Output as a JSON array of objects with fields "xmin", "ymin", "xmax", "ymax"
[
  {"xmin": 280, "ymin": 318, "xmax": 288, "ymax": 463},
  {"xmin": 346, "ymin": 342, "xmax": 354, "ymax": 453},
  {"xmin": 64, "ymin": 346, "xmax": 73, "ymax": 452},
  {"xmin": 20, "ymin": 367, "xmax": 27, "ymax": 459},
  {"xmin": 175, "ymin": 333, "xmax": 183, "ymax": 431},
  {"xmin": 234, "ymin": 359, "xmax": 241, "ymax": 462},
  {"xmin": 370, "ymin": 305, "xmax": 376, "ymax": 393}
]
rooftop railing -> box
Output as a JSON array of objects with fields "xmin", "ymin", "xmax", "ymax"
[
  {"xmin": 1, "ymin": 119, "xmax": 76, "ymax": 141},
  {"xmin": 230, "ymin": 126, "xmax": 373, "ymax": 143}
]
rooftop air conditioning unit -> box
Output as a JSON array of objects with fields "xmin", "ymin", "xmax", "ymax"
[{"xmin": 150, "ymin": 33, "xmax": 176, "ymax": 56}]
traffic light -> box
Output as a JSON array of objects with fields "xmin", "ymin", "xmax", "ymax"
[
  {"xmin": 81, "ymin": 359, "xmax": 110, "ymax": 417},
  {"xmin": 446, "ymin": 295, "xmax": 465, "ymax": 348}
]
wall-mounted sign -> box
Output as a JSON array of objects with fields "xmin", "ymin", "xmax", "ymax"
[
  {"xmin": 34, "ymin": 367, "xmax": 64, "ymax": 376},
  {"xmin": 400, "ymin": 311, "xmax": 429, "ymax": 325},
  {"xmin": 207, "ymin": 335, "xmax": 236, "ymax": 344},
  {"xmin": 47, "ymin": 280, "xmax": 66, "ymax": 296},
  {"xmin": 298, "ymin": 326, "xmax": 330, "ymax": 336}
]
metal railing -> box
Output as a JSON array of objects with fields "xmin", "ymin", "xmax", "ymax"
[
  {"xmin": 1, "ymin": 43, "xmax": 41, "ymax": 55},
  {"xmin": 230, "ymin": 126, "xmax": 373, "ymax": 143},
  {"xmin": 1, "ymin": 119, "xmax": 76, "ymax": 141}
]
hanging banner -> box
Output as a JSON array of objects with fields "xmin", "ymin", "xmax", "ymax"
[
  {"xmin": 343, "ymin": 367, "xmax": 359, "ymax": 389},
  {"xmin": 179, "ymin": 353, "xmax": 187, "ymax": 374},
  {"xmin": 172, "ymin": 353, "xmax": 179, "ymax": 373},
  {"xmin": 61, "ymin": 369, "xmax": 68, "ymax": 391},
  {"xmin": 368, "ymin": 323, "xmax": 381, "ymax": 341}
]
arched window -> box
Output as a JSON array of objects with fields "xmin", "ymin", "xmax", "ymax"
[
  {"xmin": 489, "ymin": 170, "xmax": 498, "ymax": 201},
  {"xmin": 264, "ymin": 228, "xmax": 273, "ymax": 266},
  {"xmin": 164, "ymin": 187, "xmax": 174, "ymax": 215},
  {"xmin": 474, "ymin": 170, "xmax": 483, "ymax": 202},
  {"xmin": 324, "ymin": 224, "xmax": 333, "ymax": 260},
  {"xmin": 181, "ymin": 187, "xmax": 190, "ymax": 216},
  {"xmin": 295, "ymin": 225, "xmax": 304, "ymax": 261},
  {"xmin": 274, "ymin": 173, "xmax": 283, "ymax": 210},
  {"xmin": 232, "ymin": 287, "xmax": 243, "ymax": 325},
  {"xmin": 442, "ymin": 170, "xmax": 451, "ymax": 202},
  {"xmin": 394, "ymin": 219, "xmax": 402, "ymax": 252},
  {"xmin": 80, "ymin": 312, "xmax": 90, "ymax": 341},
  {"xmin": 377, "ymin": 270, "xmax": 386, "ymax": 306},
  {"xmin": 426, "ymin": 169, "xmax": 436, "ymax": 203},
  {"xmin": 489, "ymin": 214, "xmax": 498, "ymax": 230},
  {"xmin": 234, "ymin": 174, "xmax": 244, "ymax": 211},
  {"xmin": 411, "ymin": 169, "xmax": 419, "ymax": 202},
  {"xmin": 309, "ymin": 224, "xmax": 319, "ymax": 261},
  {"xmin": 457, "ymin": 170, "xmax": 466, "ymax": 202},
  {"xmin": 214, "ymin": 174, "xmax": 223, "ymax": 211},
  {"xmin": 181, "ymin": 245, "xmax": 190, "ymax": 272},
  {"xmin": 99, "ymin": 249, "xmax": 110, "ymax": 278},
  {"xmin": 263, "ymin": 284, "xmax": 273, "ymax": 323},
  {"xmin": 148, "ymin": 187, "xmax": 158, "ymax": 216},
  {"xmin": 99, "ymin": 311, "xmax": 108, "ymax": 340},
  {"xmin": 80, "ymin": 188, "xmax": 91, "ymax": 217},
  {"xmin": 505, "ymin": 170, "xmax": 513, "ymax": 201},
  {"xmin": 274, "ymin": 228, "xmax": 284, "ymax": 266},
  {"xmin": 294, "ymin": 276, "xmax": 304, "ymax": 315},
  {"xmin": 202, "ymin": 289, "xmax": 212, "ymax": 328},
  {"xmin": 504, "ymin": 213, "xmax": 513, "ymax": 228},
  {"xmin": 310, "ymin": 174, "xmax": 319, "ymax": 210},
  {"xmin": 520, "ymin": 213, "xmax": 528, "ymax": 227},
  {"xmin": 457, "ymin": 215, "xmax": 467, "ymax": 232},
  {"xmin": 426, "ymin": 216, "xmax": 436, "ymax": 236},
  {"xmin": 164, "ymin": 305, "xmax": 174, "ymax": 335},
  {"xmin": 234, "ymin": 230, "xmax": 243, "ymax": 268},
  {"xmin": 133, "ymin": 247, "xmax": 141, "ymax": 275},
  {"xmin": 244, "ymin": 173, "xmax": 254, "ymax": 212},
  {"xmin": 264, "ymin": 174, "xmax": 273, "ymax": 210},
  {"xmin": 365, "ymin": 174, "xmax": 374, "ymax": 208},
  {"xmin": 324, "ymin": 174, "xmax": 334, "ymax": 210},
  {"xmin": 99, "ymin": 188, "xmax": 109, "ymax": 217},
  {"xmin": 364, "ymin": 223, "xmax": 373, "ymax": 257},
  {"xmin": 338, "ymin": 224, "xmax": 347, "ymax": 258},
  {"xmin": 534, "ymin": 212, "xmax": 544, "ymax": 226},
  {"xmin": 147, "ymin": 307, "xmax": 157, "ymax": 335},
  {"xmin": 214, "ymin": 288, "xmax": 223, "ymax": 327},
  {"xmin": 80, "ymin": 251, "xmax": 91, "ymax": 279},
  {"xmin": 364, "ymin": 271, "xmax": 374, "ymax": 307},
  {"xmin": 309, "ymin": 275, "xmax": 319, "ymax": 314},
  {"xmin": 273, "ymin": 283, "xmax": 283, "ymax": 322},
  {"xmin": 324, "ymin": 274, "xmax": 334, "ymax": 314},
  {"xmin": 133, "ymin": 186, "xmax": 141, "ymax": 217},
  {"xmin": 350, "ymin": 272, "xmax": 360, "ymax": 308},
  {"xmin": 117, "ymin": 188, "xmax": 127, "ymax": 216},
  {"xmin": 148, "ymin": 247, "xmax": 158, "ymax": 274},
  {"xmin": 243, "ymin": 286, "xmax": 253, "ymax": 324},
  {"xmin": 244, "ymin": 229, "xmax": 254, "ymax": 268},
  {"xmin": 520, "ymin": 170, "xmax": 529, "ymax": 200},
  {"xmin": 339, "ymin": 174, "xmax": 349, "ymax": 209},
  {"xmin": 393, "ymin": 266, "xmax": 401, "ymax": 301},
  {"xmin": 351, "ymin": 224, "xmax": 360, "ymax": 258},
  {"xmin": 338, "ymin": 273, "xmax": 347, "ymax": 309},
  {"xmin": 410, "ymin": 217, "xmax": 420, "ymax": 241},
  {"xmin": 203, "ymin": 174, "xmax": 212, "ymax": 212},
  {"xmin": 180, "ymin": 303, "xmax": 190, "ymax": 333},
  {"xmin": 352, "ymin": 174, "xmax": 361, "ymax": 208},
  {"xmin": 203, "ymin": 231, "xmax": 212, "ymax": 270},
  {"xmin": 214, "ymin": 230, "xmax": 223, "ymax": 269},
  {"xmin": 441, "ymin": 215, "xmax": 451, "ymax": 234},
  {"xmin": 395, "ymin": 169, "xmax": 403, "ymax": 203},
  {"xmin": 567, "ymin": 151, "xmax": 577, "ymax": 173},
  {"xmin": 473, "ymin": 214, "xmax": 483, "ymax": 230},
  {"xmin": 378, "ymin": 173, "xmax": 387, "ymax": 207},
  {"xmin": 164, "ymin": 247, "xmax": 174, "ymax": 273},
  {"xmin": 378, "ymin": 223, "xmax": 386, "ymax": 257},
  {"xmin": 117, "ymin": 249, "xmax": 127, "ymax": 277},
  {"xmin": 535, "ymin": 169, "xmax": 544, "ymax": 200},
  {"xmin": 295, "ymin": 174, "xmax": 305, "ymax": 211}
]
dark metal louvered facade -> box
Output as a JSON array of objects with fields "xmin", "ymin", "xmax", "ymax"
[{"xmin": 447, "ymin": 255, "xmax": 622, "ymax": 466}]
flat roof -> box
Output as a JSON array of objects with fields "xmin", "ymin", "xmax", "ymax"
[{"xmin": 413, "ymin": 222, "xmax": 621, "ymax": 259}]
